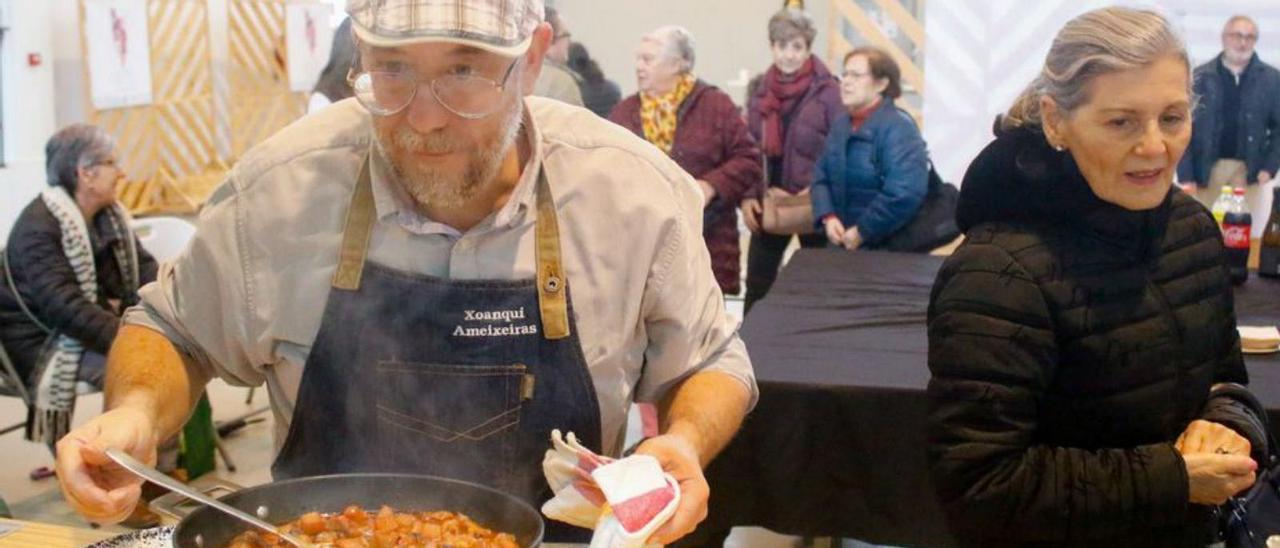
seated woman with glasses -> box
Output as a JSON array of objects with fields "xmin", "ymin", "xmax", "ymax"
[{"xmin": 0, "ymin": 124, "xmax": 157, "ymax": 445}]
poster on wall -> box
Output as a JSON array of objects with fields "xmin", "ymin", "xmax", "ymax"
[
  {"xmin": 84, "ymin": 0, "xmax": 154, "ymax": 110},
  {"xmin": 286, "ymin": 3, "xmax": 336, "ymax": 93}
]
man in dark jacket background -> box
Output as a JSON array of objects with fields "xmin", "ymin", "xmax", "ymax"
[{"xmin": 1178, "ymin": 15, "xmax": 1280, "ymax": 212}]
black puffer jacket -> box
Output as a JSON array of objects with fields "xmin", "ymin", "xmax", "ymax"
[
  {"xmin": 0, "ymin": 198, "xmax": 157, "ymax": 384},
  {"xmin": 927, "ymin": 126, "xmax": 1269, "ymax": 547}
]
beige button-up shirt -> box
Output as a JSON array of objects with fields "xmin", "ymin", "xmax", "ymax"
[{"xmin": 125, "ymin": 97, "xmax": 757, "ymax": 456}]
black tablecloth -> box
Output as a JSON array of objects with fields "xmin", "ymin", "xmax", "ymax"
[{"xmin": 686, "ymin": 249, "xmax": 1280, "ymax": 547}]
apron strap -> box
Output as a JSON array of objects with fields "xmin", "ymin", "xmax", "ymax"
[
  {"xmin": 534, "ymin": 170, "xmax": 570, "ymax": 340},
  {"xmin": 333, "ymin": 158, "xmax": 376, "ymax": 291},
  {"xmin": 332, "ymin": 154, "xmax": 571, "ymax": 340}
]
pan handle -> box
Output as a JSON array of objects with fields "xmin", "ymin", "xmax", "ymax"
[{"xmin": 149, "ymin": 477, "xmax": 245, "ymax": 523}]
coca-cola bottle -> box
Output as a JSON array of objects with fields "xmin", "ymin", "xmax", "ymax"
[
  {"xmin": 1222, "ymin": 186, "xmax": 1251, "ymax": 285},
  {"xmin": 1259, "ymin": 187, "xmax": 1280, "ymax": 278}
]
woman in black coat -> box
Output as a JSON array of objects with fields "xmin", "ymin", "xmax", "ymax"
[
  {"xmin": 0, "ymin": 125, "xmax": 157, "ymax": 391},
  {"xmin": 927, "ymin": 8, "xmax": 1269, "ymax": 547}
]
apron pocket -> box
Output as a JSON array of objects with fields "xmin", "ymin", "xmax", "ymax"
[{"xmin": 375, "ymin": 361, "xmax": 526, "ymax": 443}]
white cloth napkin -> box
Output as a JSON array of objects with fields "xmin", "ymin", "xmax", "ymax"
[{"xmin": 541, "ymin": 430, "xmax": 681, "ymax": 548}]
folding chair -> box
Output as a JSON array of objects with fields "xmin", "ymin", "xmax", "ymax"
[
  {"xmin": 0, "ymin": 334, "xmax": 31, "ymax": 437},
  {"xmin": 0, "ymin": 246, "xmax": 33, "ymax": 438}
]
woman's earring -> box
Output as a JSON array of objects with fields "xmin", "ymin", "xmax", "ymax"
[{"xmin": 1053, "ymin": 144, "xmax": 1066, "ymax": 152}]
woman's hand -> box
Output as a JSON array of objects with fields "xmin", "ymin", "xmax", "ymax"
[
  {"xmin": 824, "ymin": 216, "xmax": 846, "ymax": 246},
  {"xmin": 1184, "ymin": 453, "xmax": 1256, "ymax": 505},
  {"xmin": 1177, "ymin": 420, "xmax": 1257, "ymax": 505},
  {"xmin": 741, "ymin": 199, "xmax": 763, "ymax": 234},
  {"xmin": 842, "ymin": 226, "xmax": 863, "ymax": 250},
  {"xmin": 697, "ymin": 180, "xmax": 716, "ymax": 207},
  {"xmin": 1176, "ymin": 419, "xmax": 1252, "ymax": 458}
]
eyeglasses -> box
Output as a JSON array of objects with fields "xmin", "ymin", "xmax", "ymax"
[
  {"xmin": 348, "ymin": 58, "xmax": 521, "ymax": 119},
  {"xmin": 1225, "ymin": 31, "xmax": 1258, "ymax": 43},
  {"xmin": 842, "ymin": 70, "xmax": 872, "ymax": 80}
]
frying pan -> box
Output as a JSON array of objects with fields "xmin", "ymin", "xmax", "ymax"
[{"xmin": 162, "ymin": 474, "xmax": 543, "ymax": 547}]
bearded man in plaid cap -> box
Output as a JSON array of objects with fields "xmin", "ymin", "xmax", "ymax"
[{"xmin": 54, "ymin": 0, "xmax": 757, "ymax": 543}]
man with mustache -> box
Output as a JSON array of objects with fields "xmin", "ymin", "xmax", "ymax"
[{"xmin": 52, "ymin": 1, "xmax": 757, "ymax": 544}]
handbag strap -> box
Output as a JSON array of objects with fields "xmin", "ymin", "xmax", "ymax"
[
  {"xmin": 927, "ymin": 161, "xmax": 944, "ymax": 191},
  {"xmin": 1210, "ymin": 382, "xmax": 1280, "ymax": 466}
]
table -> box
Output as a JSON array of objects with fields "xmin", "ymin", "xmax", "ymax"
[
  {"xmin": 682, "ymin": 249, "xmax": 1280, "ymax": 547},
  {"xmin": 0, "ymin": 518, "xmax": 112, "ymax": 547},
  {"xmin": 1221, "ymin": 271, "xmax": 1280, "ymax": 430}
]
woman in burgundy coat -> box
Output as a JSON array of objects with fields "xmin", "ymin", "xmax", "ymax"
[{"xmin": 609, "ymin": 26, "xmax": 762, "ymax": 296}]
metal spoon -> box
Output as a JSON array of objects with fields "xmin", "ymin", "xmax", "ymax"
[{"xmin": 105, "ymin": 448, "xmax": 309, "ymax": 547}]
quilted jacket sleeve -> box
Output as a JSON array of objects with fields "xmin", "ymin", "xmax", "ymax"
[
  {"xmin": 697, "ymin": 92, "xmax": 762, "ymax": 205},
  {"xmin": 926, "ymin": 237, "xmax": 1192, "ymax": 542},
  {"xmin": 8, "ymin": 210, "xmax": 119, "ymax": 354},
  {"xmin": 856, "ymin": 114, "xmax": 929, "ymax": 244},
  {"xmin": 1197, "ymin": 287, "xmax": 1270, "ymax": 464}
]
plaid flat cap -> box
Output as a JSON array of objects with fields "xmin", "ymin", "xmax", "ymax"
[{"xmin": 347, "ymin": 0, "xmax": 545, "ymax": 56}]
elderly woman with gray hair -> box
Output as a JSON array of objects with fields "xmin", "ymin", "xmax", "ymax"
[
  {"xmin": 0, "ymin": 124, "xmax": 156, "ymax": 445},
  {"xmin": 927, "ymin": 7, "xmax": 1269, "ymax": 547},
  {"xmin": 609, "ymin": 25, "xmax": 761, "ymax": 295}
]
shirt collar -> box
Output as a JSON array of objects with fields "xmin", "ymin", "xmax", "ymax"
[{"xmin": 366, "ymin": 101, "xmax": 543, "ymax": 236}]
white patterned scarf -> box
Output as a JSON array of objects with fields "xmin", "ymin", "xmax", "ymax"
[{"xmin": 25, "ymin": 186, "xmax": 138, "ymax": 446}]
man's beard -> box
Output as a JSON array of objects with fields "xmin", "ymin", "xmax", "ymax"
[{"xmin": 379, "ymin": 97, "xmax": 524, "ymax": 211}]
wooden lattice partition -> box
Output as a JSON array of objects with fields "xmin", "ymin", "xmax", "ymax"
[
  {"xmin": 228, "ymin": 0, "xmax": 309, "ymax": 161},
  {"xmin": 82, "ymin": 0, "xmax": 226, "ymax": 214},
  {"xmin": 828, "ymin": 0, "xmax": 926, "ymax": 124}
]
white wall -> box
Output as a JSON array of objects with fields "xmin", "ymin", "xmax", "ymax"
[
  {"xmin": 554, "ymin": 0, "xmax": 832, "ymax": 107},
  {"xmin": 51, "ymin": 0, "xmax": 85, "ymax": 131},
  {"xmin": 0, "ymin": 0, "xmax": 58, "ymax": 243}
]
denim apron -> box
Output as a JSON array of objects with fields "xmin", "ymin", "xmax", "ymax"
[{"xmin": 271, "ymin": 157, "xmax": 603, "ymax": 541}]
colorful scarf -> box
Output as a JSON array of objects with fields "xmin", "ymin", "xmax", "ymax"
[
  {"xmin": 758, "ymin": 57, "xmax": 815, "ymax": 157},
  {"xmin": 640, "ymin": 73, "xmax": 697, "ymax": 155}
]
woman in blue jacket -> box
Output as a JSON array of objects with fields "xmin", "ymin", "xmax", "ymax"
[{"xmin": 812, "ymin": 47, "xmax": 929, "ymax": 250}]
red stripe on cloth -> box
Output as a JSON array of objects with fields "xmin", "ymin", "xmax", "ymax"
[{"xmin": 612, "ymin": 484, "xmax": 676, "ymax": 533}]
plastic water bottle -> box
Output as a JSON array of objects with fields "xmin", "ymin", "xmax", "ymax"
[
  {"xmin": 1211, "ymin": 185, "xmax": 1234, "ymax": 227},
  {"xmin": 1222, "ymin": 187, "xmax": 1252, "ymax": 285}
]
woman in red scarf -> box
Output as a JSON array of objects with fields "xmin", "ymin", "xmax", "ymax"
[{"xmin": 743, "ymin": 8, "xmax": 843, "ymax": 313}]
